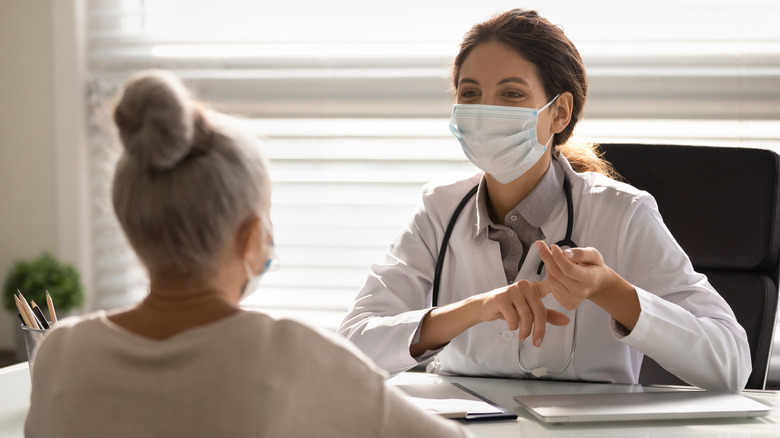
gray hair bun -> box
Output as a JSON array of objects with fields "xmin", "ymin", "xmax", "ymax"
[{"xmin": 114, "ymin": 70, "xmax": 196, "ymax": 170}]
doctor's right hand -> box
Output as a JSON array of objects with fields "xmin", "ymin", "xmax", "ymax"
[
  {"xmin": 411, "ymin": 279, "xmax": 570, "ymax": 358},
  {"xmin": 471, "ymin": 280, "xmax": 570, "ymax": 347}
]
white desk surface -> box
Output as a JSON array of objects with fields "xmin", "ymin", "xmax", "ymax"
[
  {"xmin": 387, "ymin": 372, "xmax": 780, "ymax": 437},
  {"xmin": 0, "ymin": 363, "xmax": 30, "ymax": 438},
  {"xmin": 2, "ymin": 362, "xmax": 777, "ymax": 437}
]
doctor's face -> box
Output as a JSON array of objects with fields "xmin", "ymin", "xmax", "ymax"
[{"xmin": 455, "ymin": 41, "xmax": 557, "ymax": 145}]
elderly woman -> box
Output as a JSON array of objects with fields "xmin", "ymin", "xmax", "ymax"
[{"xmin": 25, "ymin": 70, "xmax": 471, "ymax": 438}]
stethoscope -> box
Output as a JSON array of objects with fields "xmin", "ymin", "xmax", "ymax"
[{"xmin": 431, "ymin": 176, "xmax": 579, "ymax": 377}]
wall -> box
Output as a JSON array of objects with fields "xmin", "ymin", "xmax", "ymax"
[{"xmin": 0, "ymin": 0, "xmax": 57, "ymax": 350}]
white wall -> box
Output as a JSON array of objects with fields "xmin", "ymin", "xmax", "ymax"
[{"xmin": 0, "ymin": 0, "xmax": 57, "ymax": 350}]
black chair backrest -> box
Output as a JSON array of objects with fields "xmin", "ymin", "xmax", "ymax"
[{"xmin": 598, "ymin": 143, "xmax": 780, "ymax": 389}]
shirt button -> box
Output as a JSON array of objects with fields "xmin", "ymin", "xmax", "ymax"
[
  {"xmin": 508, "ymin": 230, "xmax": 516, "ymax": 237},
  {"xmin": 501, "ymin": 330, "xmax": 514, "ymax": 342},
  {"xmin": 510, "ymin": 215, "xmax": 518, "ymax": 222}
]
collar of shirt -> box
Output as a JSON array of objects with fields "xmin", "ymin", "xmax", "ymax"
[{"xmin": 475, "ymin": 159, "xmax": 565, "ymax": 235}]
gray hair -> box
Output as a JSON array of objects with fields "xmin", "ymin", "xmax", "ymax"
[{"xmin": 112, "ymin": 70, "xmax": 270, "ymax": 280}]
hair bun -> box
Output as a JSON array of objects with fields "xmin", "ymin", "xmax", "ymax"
[{"xmin": 113, "ymin": 70, "xmax": 195, "ymax": 170}]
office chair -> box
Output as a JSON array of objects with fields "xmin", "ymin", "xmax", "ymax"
[{"xmin": 597, "ymin": 143, "xmax": 780, "ymax": 390}]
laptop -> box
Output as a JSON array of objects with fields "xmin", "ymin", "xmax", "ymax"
[{"xmin": 514, "ymin": 390, "xmax": 771, "ymax": 423}]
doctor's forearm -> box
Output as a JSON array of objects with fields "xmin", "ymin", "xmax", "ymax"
[
  {"xmin": 410, "ymin": 298, "xmax": 482, "ymax": 358},
  {"xmin": 589, "ymin": 270, "xmax": 641, "ymax": 331}
]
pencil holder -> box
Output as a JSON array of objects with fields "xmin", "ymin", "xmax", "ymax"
[{"xmin": 20, "ymin": 325, "xmax": 47, "ymax": 376}]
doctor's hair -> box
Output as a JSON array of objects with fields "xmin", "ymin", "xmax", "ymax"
[
  {"xmin": 452, "ymin": 9, "xmax": 616, "ymax": 178},
  {"xmin": 112, "ymin": 69, "xmax": 270, "ymax": 281}
]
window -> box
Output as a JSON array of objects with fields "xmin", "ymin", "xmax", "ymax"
[{"xmin": 83, "ymin": 0, "xmax": 780, "ymax": 333}]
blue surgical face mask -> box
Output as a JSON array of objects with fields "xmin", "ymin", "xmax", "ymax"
[{"xmin": 449, "ymin": 95, "xmax": 559, "ymax": 184}]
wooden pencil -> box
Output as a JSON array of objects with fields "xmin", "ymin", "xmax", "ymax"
[
  {"xmin": 15, "ymin": 292, "xmax": 40, "ymax": 329},
  {"xmin": 46, "ymin": 290, "xmax": 58, "ymax": 325},
  {"xmin": 14, "ymin": 294, "xmax": 33, "ymax": 327}
]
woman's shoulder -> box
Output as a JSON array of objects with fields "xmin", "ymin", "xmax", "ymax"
[
  {"xmin": 241, "ymin": 311, "xmax": 390, "ymax": 377},
  {"xmin": 580, "ymin": 170, "xmax": 640, "ymax": 193},
  {"xmin": 39, "ymin": 310, "xmax": 108, "ymax": 341},
  {"xmin": 421, "ymin": 173, "xmax": 481, "ymax": 201},
  {"xmin": 415, "ymin": 173, "xmax": 482, "ymax": 223},
  {"xmin": 30, "ymin": 311, "xmax": 109, "ymax": 369},
  {"xmin": 573, "ymin": 169, "xmax": 653, "ymax": 205}
]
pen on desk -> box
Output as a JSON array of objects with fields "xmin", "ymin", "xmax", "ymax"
[
  {"xmin": 16, "ymin": 292, "xmax": 41, "ymax": 329},
  {"xmin": 14, "ymin": 295, "xmax": 33, "ymax": 327},
  {"xmin": 31, "ymin": 300, "xmax": 51, "ymax": 329},
  {"xmin": 46, "ymin": 290, "xmax": 58, "ymax": 325}
]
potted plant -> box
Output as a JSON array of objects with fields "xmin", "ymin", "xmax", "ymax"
[{"xmin": 2, "ymin": 252, "xmax": 86, "ymax": 361}]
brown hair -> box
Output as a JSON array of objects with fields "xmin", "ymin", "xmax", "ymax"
[{"xmin": 452, "ymin": 8, "xmax": 617, "ymax": 178}]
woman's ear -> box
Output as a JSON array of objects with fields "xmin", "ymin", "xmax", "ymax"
[
  {"xmin": 550, "ymin": 92, "xmax": 574, "ymax": 134},
  {"xmin": 235, "ymin": 215, "xmax": 262, "ymax": 263}
]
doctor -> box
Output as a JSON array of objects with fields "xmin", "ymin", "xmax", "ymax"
[{"xmin": 338, "ymin": 8, "xmax": 751, "ymax": 392}]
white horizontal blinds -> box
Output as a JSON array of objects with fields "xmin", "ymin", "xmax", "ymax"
[
  {"xmin": 542, "ymin": 1, "xmax": 780, "ymax": 147},
  {"xmin": 85, "ymin": 0, "xmax": 780, "ymax": 324},
  {"xmin": 85, "ymin": 77, "xmax": 151, "ymax": 311},
  {"xmin": 87, "ymin": 0, "xmax": 780, "ymax": 144}
]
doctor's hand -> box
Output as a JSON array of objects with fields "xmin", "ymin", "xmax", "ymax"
[
  {"xmin": 471, "ymin": 280, "xmax": 570, "ymax": 347},
  {"xmin": 534, "ymin": 241, "xmax": 641, "ymax": 331},
  {"xmin": 411, "ymin": 277, "xmax": 572, "ymax": 358}
]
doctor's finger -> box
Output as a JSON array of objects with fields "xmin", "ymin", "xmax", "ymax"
[
  {"xmin": 541, "ymin": 246, "xmax": 582, "ymax": 288},
  {"xmin": 550, "ymin": 246, "xmax": 606, "ymax": 297},
  {"xmin": 543, "ymin": 270, "xmax": 580, "ymax": 310},
  {"xmin": 498, "ymin": 301, "xmax": 521, "ymax": 332},
  {"xmin": 535, "ymin": 241, "xmax": 565, "ymax": 276},
  {"xmin": 557, "ymin": 246, "xmax": 605, "ymax": 267},
  {"xmin": 547, "ymin": 309, "xmax": 571, "ymax": 326},
  {"xmin": 518, "ymin": 283, "xmax": 550, "ymax": 346},
  {"xmin": 512, "ymin": 296, "xmax": 535, "ymax": 342},
  {"xmin": 549, "ymin": 244, "xmax": 589, "ymax": 279},
  {"xmin": 534, "ymin": 240, "xmax": 554, "ymax": 262},
  {"xmin": 533, "ymin": 278, "xmax": 555, "ymax": 298}
]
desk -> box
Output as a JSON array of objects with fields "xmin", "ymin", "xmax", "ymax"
[
  {"xmin": 2, "ymin": 362, "xmax": 777, "ymax": 437},
  {"xmin": 388, "ymin": 372, "xmax": 780, "ymax": 437},
  {"xmin": 0, "ymin": 363, "xmax": 30, "ymax": 438}
]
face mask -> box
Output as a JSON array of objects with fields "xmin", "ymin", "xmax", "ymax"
[
  {"xmin": 449, "ymin": 95, "xmax": 559, "ymax": 184},
  {"xmin": 240, "ymin": 255, "xmax": 273, "ymax": 300},
  {"xmin": 240, "ymin": 216, "xmax": 275, "ymax": 299}
]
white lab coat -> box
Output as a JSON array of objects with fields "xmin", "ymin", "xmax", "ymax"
[{"xmin": 338, "ymin": 156, "xmax": 752, "ymax": 392}]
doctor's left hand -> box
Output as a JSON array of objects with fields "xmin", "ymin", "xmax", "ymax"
[{"xmin": 534, "ymin": 241, "xmax": 640, "ymax": 330}]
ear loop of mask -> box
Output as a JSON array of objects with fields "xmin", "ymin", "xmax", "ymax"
[
  {"xmin": 260, "ymin": 216, "xmax": 278, "ymax": 273},
  {"xmin": 539, "ymin": 94, "xmax": 560, "ymax": 150},
  {"xmin": 240, "ymin": 216, "xmax": 278, "ymax": 298}
]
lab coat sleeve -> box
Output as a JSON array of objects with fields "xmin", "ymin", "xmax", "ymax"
[
  {"xmin": 610, "ymin": 195, "xmax": 752, "ymax": 392},
  {"xmin": 337, "ymin": 187, "xmax": 449, "ymax": 375}
]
